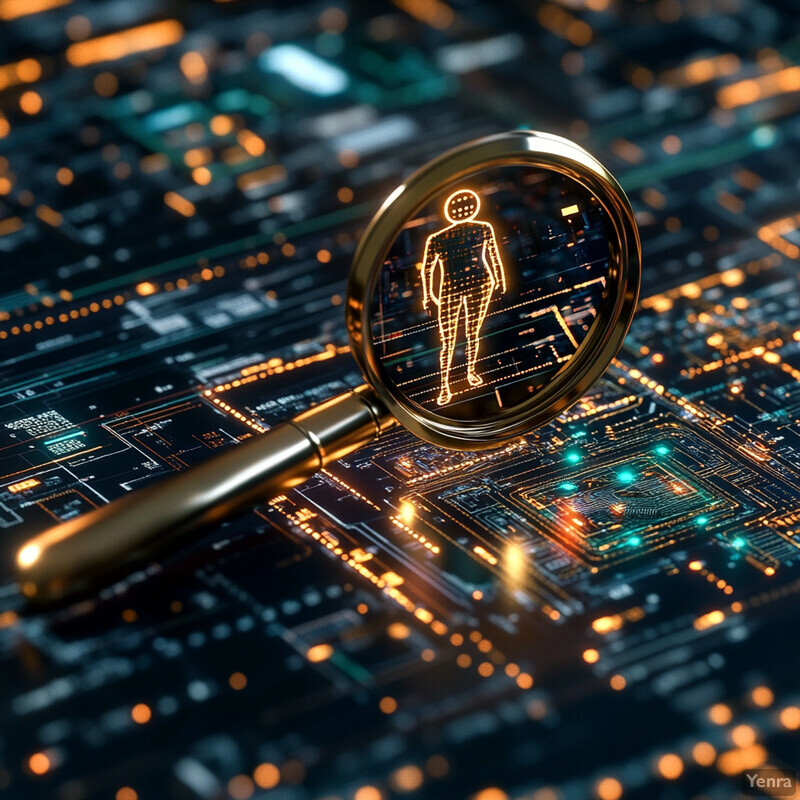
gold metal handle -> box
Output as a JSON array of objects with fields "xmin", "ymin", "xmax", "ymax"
[{"xmin": 15, "ymin": 385, "xmax": 393, "ymax": 608}]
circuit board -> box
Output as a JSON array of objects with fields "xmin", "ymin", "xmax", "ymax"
[{"xmin": 0, "ymin": 1, "xmax": 799, "ymax": 799}]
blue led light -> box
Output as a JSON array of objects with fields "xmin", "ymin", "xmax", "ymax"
[
  {"xmin": 627, "ymin": 535, "xmax": 641, "ymax": 546},
  {"xmin": 733, "ymin": 537, "xmax": 745, "ymax": 549},
  {"xmin": 566, "ymin": 451, "xmax": 581, "ymax": 464},
  {"xmin": 617, "ymin": 469, "xmax": 635, "ymax": 484},
  {"xmin": 261, "ymin": 44, "xmax": 349, "ymax": 96},
  {"xmin": 696, "ymin": 516, "xmax": 709, "ymax": 525},
  {"xmin": 559, "ymin": 482, "xmax": 578, "ymax": 491},
  {"xmin": 655, "ymin": 444, "xmax": 669, "ymax": 456}
]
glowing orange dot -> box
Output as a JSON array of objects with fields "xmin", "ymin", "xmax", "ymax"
[
  {"xmin": 610, "ymin": 674, "xmax": 626, "ymax": 691},
  {"xmin": 751, "ymin": 686, "xmax": 774, "ymax": 708},
  {"xmin": 337, "ymin": 186, "xmax": 353, "ymax": 203},
  {"xmin": 379, "ymin": 696, "xmax": 397, "ymax": 714},
  {"xmin": 474, "ymin": 789, "xmax": 507, "ymax": 800},
  {"xmin": 691, "ymin": 741, "xmax": 716, "ymax": 766},
  {"xmin": 583, "ymin": 648, "xmax": 600, "ymax": 664},
  {"xmin": 20, "ymin": 91, "xmax": 42, "ymax": 115},
  {"xmin": 253, "ymin": 762, "xmax": 280, "ymax": 789},
  {"xmin": 116, "ymin": 788, "xmax": 138, "ymax": 800},
  {"xmin": 708, "ymin": 703, "xmax": 732, "ymax": 725},
  {"xmin": 17, "ymin": 58, "xmax": 41, "ymax": 82},
  {"xmin": 731, "ymin": 724, "xmax": 757, "ymax": 747},
  {"xmin": 595, "ymin": 777, "xmax": 622, "ymax": 800},
  {"xmin": 210, "ymin": 115, "xmax": 233, "ymax": 136},
  {"xmin": 28, "ymin": 752, "xmax": 50, "ymax": 775},
  {"xmin": 478, "ymin": 662, "xmax": 494, "ymax": 677},
  {"xmin": 516, "ymin": 672, "xmax": 534, "ymax": 690},
  {"xmin": 193, "ymin": 167, "xmax": 212, "ymax": 185},
  {"xmin": 354, "ymin": 786, "xmax": 382, "ymax": 800},
  {"xmin": 656, "ymin": 753, "xmax": 683, "ymax": 780},
  {"xmin": 316, "ymin": 249, "xmax": 331, "ymax": 263},
  {"xmin": 779, "ymin": 706, "xmax": 800, "ymax": 730},
  {"xmin": 228, "ymin": 672, "xmax": 247, "ymax": 690},
  {"xmin": 688, "ymin": 560, "xmax": 703, "ymax": 571},
  {"xmin": 122, "ymin": 608, "xmax": 137, "ymax": 623},
  {"xmin": 765, "ymin": 566, "xmax": 776, "ymax": 576},
  {"xmin": 306, "ymin": 643, "xmax": 333, "ymax": 662},
  {"xmin": 56, "ymin": 167, "xmax": 73, "ymax": 186},
  {"xmin": 131, "ymin": 703, "xmax": 152, "ymax": 724},
  {"xmin": 391, "ymin": 764, "xmax": 424, "ymax": 792}
]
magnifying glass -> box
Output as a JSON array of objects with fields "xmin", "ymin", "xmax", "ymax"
[{"xmin": 15, "ymin": 130, "xmax": 640, "ymax": 607}]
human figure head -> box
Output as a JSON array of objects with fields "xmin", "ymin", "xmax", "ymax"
[{"xmin": 444, "ymin": 189, "xmax": 480, "ymax": 223}]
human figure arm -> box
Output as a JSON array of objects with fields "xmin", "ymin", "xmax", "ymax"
[
  {"xmin": 420, "ymin": 234, "xmax": 440, "ymax": 310},
  {"xmin": 484, "ymin": 223, "xmax": 506, "ymax": 293}
]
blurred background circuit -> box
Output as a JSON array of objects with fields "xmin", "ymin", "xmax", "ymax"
[{"xmin": 1, "ymin": 0, "xmax": 800, "ymax": 799}]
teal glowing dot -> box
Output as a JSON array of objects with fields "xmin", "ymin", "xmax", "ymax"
[
  {"xmin": 733, "ymin": 537, "xmax": 746, "ymax": 549},
  {"xmin": 559, "ymin": 482, "xmax": 578, "ymax": 492},
  {"xmin": 655, "ymin": 445, "xmax": 669, "ymax": 456},
  {"xmin": 617, "ymin": 469, "xmax": 635, "ymax": 484},
  {"xmin": 573, "ymin": 431, "xmax": 587, "ymax": 438},
  {"xmin": 752, "ymin": 125, "xmax": 777, "ymax": 148},
  {"xmin": 696, "ymin": 516, "xmax": 709, "ymax": 525},
  {"xmin": 627, "ymin": 535, "xmax": 641, "ymax": 546},
  {"xmin": 566, "ymin": 451, "xmax": 581, "ymax": 464}
]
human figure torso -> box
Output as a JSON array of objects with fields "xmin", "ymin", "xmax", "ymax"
[{"xmin": 428, "ymin": 222, "xmax": 494, "ymax": 290}]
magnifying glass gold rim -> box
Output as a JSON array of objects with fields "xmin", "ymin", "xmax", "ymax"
[{"xmin": 346, "ymin": 129, "xmax": 641, "ymax": 450}]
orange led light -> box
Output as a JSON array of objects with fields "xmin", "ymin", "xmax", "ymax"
[
  {"xmin": 131, "ymin": 703, "xmax": 151, "ymax": 724},
  {"xmin": 164, "ymin": 191, "xmax": 195, "ymax": 217},
  {"xmin": 8, "ymin": 478, "xmax": 40, "ymax": 493},
  {"xmin": 306, "ymin": 643, "xmax": 333, "ymax": 662},
  {"xmin": 28, "ymin": 752, "xmax": 51, "ymax": 775},
  {"xmin": 66, "ymin": 20, "xmax": 184, "ymax": 67},
  {"xmin": 0, "ymin": 0, "xmax": 70, "ymax": 21}
]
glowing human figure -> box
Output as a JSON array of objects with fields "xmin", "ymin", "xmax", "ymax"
[{"xmin": 420, "ymin": 189, "xmax": 506, "ymax": 406}]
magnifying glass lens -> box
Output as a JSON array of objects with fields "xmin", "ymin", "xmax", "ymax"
[{"xmin": 370, "ymin": 165, "xmax": 612, "ymax": 422}]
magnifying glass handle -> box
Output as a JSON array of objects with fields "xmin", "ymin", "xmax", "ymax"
[{"xmin": 15, "ymin": 385, "xmax": 393, "ymax": 608}]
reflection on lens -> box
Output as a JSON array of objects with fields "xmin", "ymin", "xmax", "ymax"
[{"xmin": 370, "ymin": 166, "xmax": 612, "ymax": 421}]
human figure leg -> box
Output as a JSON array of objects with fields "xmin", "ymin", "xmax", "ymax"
[
  {"xmin": 464, "ymin": 281, "xmax": 493, "ymax": 386},
  {"xmin": 437, "ymin": 291, "xmax": 460, "ymax": 405}
]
